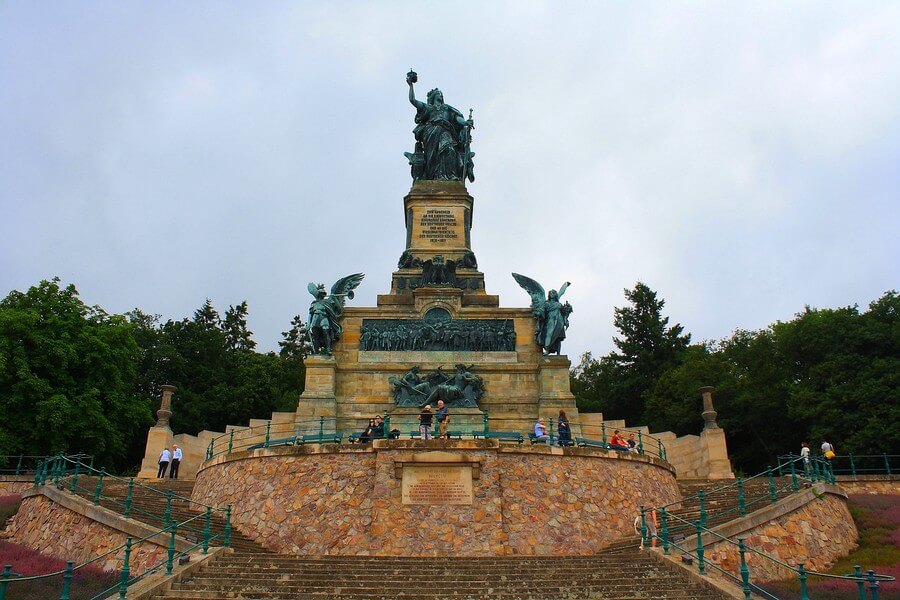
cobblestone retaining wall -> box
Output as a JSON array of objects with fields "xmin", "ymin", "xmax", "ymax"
[
  {"xmin": 836, "ymin": 476, "xmax": 900, "ymax": 495},
  {"xmin": 192, "ymin": 440, "xmax": 680, "ymax": 556},
  {"xmin": 6, "ymin": 494, "xmax": 168, "ymax": 574},
  {"xmin": 0, "ymin": 481, "xmax": 34, "ymax": 495},
  {"xmin": 703, "ymin": 490, "xmax": 857, "ymax": 582}
]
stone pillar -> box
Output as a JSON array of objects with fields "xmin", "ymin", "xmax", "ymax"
[
  {"xmin": 296, "ymin": 355, "xmax": 338, "ymax": 432},
  {"xmin": 137, "ymin": 385, "xmax": 176, "ymax": 479},
  {"xmin": 698, "ymin": 386, "xmax": 733, "ymax": 479},
  {"xmin": 538, "ymin": 355, "xmax": 580, "ymax": 435}
]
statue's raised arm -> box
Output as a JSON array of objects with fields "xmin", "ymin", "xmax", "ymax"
[
  {"xmin": 512, "ymin": 273, "xmax": 573, "ymax": 355},
  {"xmin": 306, "ymin": 273, "xmax": 365, "ymax": 355},
  {"xmin": 404, "ymin": 69, "xmax": 475, "ymax": 183}
]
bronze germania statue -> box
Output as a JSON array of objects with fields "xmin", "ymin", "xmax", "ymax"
[
  {"xmin": 307, "ymin": 274, "xmax": 365, "ymax": 355},
  {"xmin": 405, "ymin": 70, "xmax": 475, "ymax": 182},
  {"xmin": 512, "ymin": 274, "xmax": 573, "ymax": 355}
]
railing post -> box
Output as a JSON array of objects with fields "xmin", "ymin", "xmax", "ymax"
[
  {"xmin": 637, "ymin": 431, "xmax": 644, "ymax": 454},
  {"xmin": 884, "ymin": 454, "xmax": 892, "ymax": 476},
  {"xmin": 657, "ymin": 439, "xmax": 663, "ymax": 459},
  {"xmin": 227, "ymin": 430, "xmax": 234, "ymax": 453},
  {"xmin": 69, "ymin": 459, "xmax": 81, "ymax": 493},
  {"xmin": 695, "ymin": 521, "xmax": 706, "ymax": 575},
  {"xmin": 93, "ymin": 468, "xmax": 105, "ymax": 505},
  {"xmin": 264, "ymin": 422, "xmax": 271, "ymax": 448},
  {"xmin": 776, "ymin": 458, "xmax": 783, "ymax": 477},
  {"xmin": 790, "ymin": 459, "xmax": 799, "ymax": 492},
  {"xmin": 164, "ymin": 490, "xmax": 173, "ymax": 530},
  {"xmin": 737, "ymin": 477, "xmax": 746, "ymax": 516},
  {"xmin": 124, "ymin": 478, "xmax": 134, "ymax": 519},
  {"xmin": 59, "ymin": 560, "xmax": 73, "ymax": 600},
  {"xmin": 15, "ymin": 455, "xmax": 23, "ymax": 476},
  {"xmin": 829, "ymin": 460, "xmax": 837, "ymax": 484},
  {"xmin": 206, "ymin": 440, "xmax": 213, "ymax": 460},
  {"xmin": 0, "ymin": 564, "xmax": 12, "ymax": 600},
  {"xmin": 384, "ymin": 414, "xmax": 391, "ymax": 438},
  {"xmin": 166, "ymin": 523, "xmax": 177, "ymax": 575},
  {"xmin": 88, "ymin": 456, "xmax": 94, "ymax": 472},
  {"xmin": 33, "ymin": 461, "xmax": 41, "ymax": 487},
  {"xmin": 483, "ymin": 412, "xmax": 489, "ymax": 433},
  {"xmin": 798, "ymin": 562, "xmax": 809, "ymax": 600},
  {"xmin": 868, "ymin": 570, "xmax": 880, "ymax": 600},
  {"xmin": 203, "ymin": 507, "xmax": 212, "ymax": 554},
  {"xmin": 660, "ymin": 507, "xmax": 669, "ymax": 555},
  {"xmin": 601, "ymin": 423, "xmax": 607, "ymax": 445},
  {"xmin": 768, "ymin": 467, "xmax": 777, "ymax": 503},
  {"xmin": 812, "ymin": 458, "xmax": 820, "ymax": 482},
  {"xmin": 698, "ymin": 490, "xmax": 707, "ymax": 529},
  {"xmin": 640, "ymin": 506, "xmax": 647, "ymax": 548},
  {"xmin": 854, "ymin": 565, "xmax": 866, "ymax": 600},
  {"xmin": 224, "ymin": 505, "xmax": 232, "ymax": 548},
  {"xmin": 738, "ymin": 539, "xmax": 751, "ymax": 600},
  {"xmin": 118, "ymin": 538, "xmax": 132, "ymax": 600},
  {"xmin": 849, "ymin": 453, "xmax": 856, "ymax": 476},
  {"xmin": 319, "ymin": 416, "xmax": 325, "ymax": 442}
]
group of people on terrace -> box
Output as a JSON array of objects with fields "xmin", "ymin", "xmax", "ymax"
[{"xmin": 532, "ymin": 411, "xmax": 640, "ymax": 451}]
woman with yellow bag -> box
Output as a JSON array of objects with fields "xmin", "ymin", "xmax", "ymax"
[{"xmin": 821, "ymin": 440, "xmax": 836, "ymax": 460}]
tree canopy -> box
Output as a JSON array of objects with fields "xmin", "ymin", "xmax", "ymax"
[
  {"xmin": 573, "ymin": 284, "xmax": 899, "ymax": 472},
  {"xmin": 0, "ymin": 279, "xmax": 306, "ymax": 473}
]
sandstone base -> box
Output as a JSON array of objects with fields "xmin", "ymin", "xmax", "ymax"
[{"xmin": 192, "ymin": 439, "xmax": 680, "ymax": 556}]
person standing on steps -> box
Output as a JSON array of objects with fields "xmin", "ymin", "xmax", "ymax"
[
  {"xmin": 169, "ymin": 445, "xmax": 183, "ymax": 479},
  {"xmin": 157, "ymin": 446, "xmax": 171, "ymax": 478},
  {"xmin": 821, "ymin": 440, "xmax": 835, "ymax": 461},
  {"xmin": 419, "ymin": 404, "xmax": 434, "ymax": 440},
  {"xmin": 800, "ymin": 441, "xmax": 811, "ymax": 473}
]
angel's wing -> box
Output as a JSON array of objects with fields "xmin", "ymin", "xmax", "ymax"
[
  {"xmin": 330, "ymin": 273, "xmax": 365, "ymax": 299},
  {"xmin": 511, "ymin": 273, "xmax": 546, "ymax": 315},
  {"xmin": 307, "ymin": 283, "xmax": 320, "ymax": 298},
  {"xmin": 558, "ymin": 282, "xmax": 571, "ymax": 299}
]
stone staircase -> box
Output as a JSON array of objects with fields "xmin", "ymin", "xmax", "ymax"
[
  {"xmin": 151, "ymin": 551, "xmax": 729, "ymax": 599},
  {"xmin": 64, "ymin": 476, "xmax": 266, "ymax": 554}
]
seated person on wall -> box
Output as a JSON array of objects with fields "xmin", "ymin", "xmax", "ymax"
[
  {"xmin": 372, "ymin": 416, "xmax": 385, "ymax": 440},
  {"xmin": 609, "ymin": 430, "xmax": 629, "ymax": 451},
  {"xmin": 627, "ymin": 433, "xmax": 637, "ymax": 452},
  {"xmin": 360, "ymin": 419, "xmax": 375, "ymax": 444},
  {"xmin": 533, "ymin": 418, "xmax": 551, "ymax": 445}
]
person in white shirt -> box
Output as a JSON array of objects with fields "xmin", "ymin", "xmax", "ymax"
[
  {"xmin": 169, "ymin": 445, "xmax": 183, "ymax": 479},
  {"xmin": 157, "ymin": 447, "xmax": 171, "ymax": 478}
]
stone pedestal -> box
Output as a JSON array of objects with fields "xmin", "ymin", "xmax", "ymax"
[
  {"xmin": 137, "ymin": 425, "xmax": 174, "ymax": 479},
  {"xmin": 296, "ymin": 355, "xmax": 338, "ymax": 431},
  {"xmin": 700, "ymin": 426, "xmax": 734, "ymax": 479}
]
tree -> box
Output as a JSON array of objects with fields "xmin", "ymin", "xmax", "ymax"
[
  {"xmin": 574, "ymin": 282, "xmax": 690, "ymax": 425},
  {"xmin": 223, "ymin": 301, "xmax": 256, "ymax": 353},
  {"xmin": 0, "ymin": 279, "xmax": 153, "ymax": 469},
  {"xmin": 279, "ymin": 314, "xmax": 311, "ymax": 361}
]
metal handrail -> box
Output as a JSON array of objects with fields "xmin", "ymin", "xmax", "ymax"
[
  {"xmin": 642, "ymin": 459, "xmax": 894, "ymax": 599},
  {"xmin": 203, "ymin": 414, "xmax": 671, "ymax": 462},
  {"xmin": 0, "ymin": 492, "xmax": 230, "ymax": 599}
]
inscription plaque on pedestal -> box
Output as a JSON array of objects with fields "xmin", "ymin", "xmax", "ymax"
[{"xmin": 401, "ymin": 465, "xmax": 473, "ymax": 505}]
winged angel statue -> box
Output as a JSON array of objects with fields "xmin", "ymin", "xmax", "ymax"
[
  {"xmin": 307, "ymin": 274, "xmax": 365, "ymax": 355},
  {"xmin": 511, "ymin": 273, "xmax": 573, "ymax": 355}
]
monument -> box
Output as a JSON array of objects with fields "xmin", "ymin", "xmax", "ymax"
[{"xmin": 296, "ymin": 70, "xmax": 579, "ymax": 435}]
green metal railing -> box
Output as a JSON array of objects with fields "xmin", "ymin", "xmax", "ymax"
[
  {"xmin": 642, "ymin": 456, "xmax": 894, "ymax": 599},
  {"xmin": 2, "ymin": 455, "xmax": 232, "ymax": 599},
  {"xmin": 203, "ymin": 414, "xmax": 670, "ymax": 464},
  {"xmin": 779, "ymin": 453, "xmax": 896, "ymax": 478},
  {"xmin": 0, "ymin": 455, "xmax": 50, "ymax": 476}
]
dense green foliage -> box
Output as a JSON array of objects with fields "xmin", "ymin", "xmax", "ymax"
[
  {"xmin": 0, "ymin": 279, "xmax": 305, "ymax": 472},
  {"xmin": 0, "ymin": 279, "xmax": 151, "ymax": 469},
  {"xmin": 574, "ymin": 284, "xmax": 899, "ymax": 472}
]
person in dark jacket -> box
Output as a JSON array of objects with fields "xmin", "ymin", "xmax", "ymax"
[
  {"xmin": 557, "ymin": 410, "xmax": 572, "ymax": 446},
  {"xmin": 419, "ymin": 405, "xmax": 434, "ymax": 440}
]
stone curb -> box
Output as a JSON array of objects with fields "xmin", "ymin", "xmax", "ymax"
[{"xmin": 650, "ymin": 548, "xmax": 748, "ymax": 599}]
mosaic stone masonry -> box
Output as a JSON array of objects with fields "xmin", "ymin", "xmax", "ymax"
[
  {"xmin": 6, "ymin": 495, "xmax": 168, "ymax": 574},
  {"xmin": 192, "ymin": 440, "xmax": 681, "ymax": 556}
]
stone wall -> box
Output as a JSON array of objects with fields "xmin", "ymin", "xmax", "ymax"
[
  {"xmin": 0, "ymin": 479, "xmax": 35, "ymax": 495},
  {"xmin": 6, "ymin": 494, "xmax": 169, "ymax": 573},
  {"xmin": 192, "ymin": 439, "xmax": 680, "ymax": 556},
  {"xmin": 836, "ymin": 475, "xmax": 900, "ymax": 495},
  {"xmin": 701, "ymin": 487, "xmax": 857, "ymax": 582}
]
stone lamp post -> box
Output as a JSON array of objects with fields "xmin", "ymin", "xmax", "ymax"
[
  {"xmin": 698, "ymin": 385, "xmax": 733, "ymax": 479},
  {"xmin": 700, "ymin": 386, "xmax": 718, "ymax": 430}
]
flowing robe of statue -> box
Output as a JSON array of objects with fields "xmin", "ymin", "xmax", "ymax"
[
  {"xmin": 407, "ymin": 71, "xmax": 474, "ymax": 182},
  {"xmin": 539, "ymin": 293, "xmax": 570, "ymax": 355}
]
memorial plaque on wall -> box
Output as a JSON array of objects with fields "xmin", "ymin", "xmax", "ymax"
[{"xmin": 401, "ymin": 465, "xmax": 474, "ymax": 505}]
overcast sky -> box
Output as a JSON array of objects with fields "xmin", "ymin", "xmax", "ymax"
[{"xmin": 2, "ymin": 2, "xmax": 898, "ymax": 360}]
